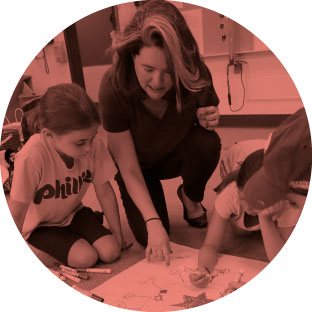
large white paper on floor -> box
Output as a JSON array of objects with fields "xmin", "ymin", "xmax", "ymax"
[{"xmin": 92, "ymin": 243, "xmax": 267, "ymax": 311}]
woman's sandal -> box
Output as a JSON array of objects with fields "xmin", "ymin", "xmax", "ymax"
[{"xmin": 177, "ymin": 184, "xmax": 208, "ymax": 228}]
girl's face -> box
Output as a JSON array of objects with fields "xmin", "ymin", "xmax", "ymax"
[
  {"xmin": 133, "ymin": 45, "xmax": 173, "ymax": 100},
  {"xmin": 239, "ymin": 188, "xmax": 306, "ymax": 216},
  {"xmin": 50, "ymin": 124, "xmax": 99, "ymax": 159},
  {"xmin": 285, "ymin": 192, "xmax": 306, "ymax": 210}
]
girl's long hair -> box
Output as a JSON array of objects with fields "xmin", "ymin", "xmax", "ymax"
[
  {"xmin": 107, "ymin": 0, "xmax": 211, "ymax": 111},
  {"xmin": 214, "ymin": 149, "xmax": 265, "ymax": 194},
  {"xmin": 30, "ymin": 83, "xmax": 100, "ymax": 135}
]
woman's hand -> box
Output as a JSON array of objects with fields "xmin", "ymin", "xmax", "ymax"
[
  {"xmin": 197, "ymin": 106, "xmax": 220, "ymax": 130},
  {"xmin": 146, "ymin": 220, "xmax": 172, "ymax": 265}
]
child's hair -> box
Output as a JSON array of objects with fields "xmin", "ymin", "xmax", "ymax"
[
  {"xmin": 214, "ymin": 149, "xmax": 265, "ymax": 194},
  {"xmin": 108, "ymin": 0, "xmax": 211, "ymax": 111},
  {"xmin": 29, "ymin": 83, "xmax": 100, "ymax": 135}
]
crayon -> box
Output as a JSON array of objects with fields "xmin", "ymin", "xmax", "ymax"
[
  {"xmin": 60, "ymin": 271, "xmax": 81, "ymax": 283},
  {"xmin": 77, "ymin": 268, "xmax": 112, "ymax": 274},
  {"xmin": 72, "ymin": 285, "xmax": 104, "ymax": 303}
]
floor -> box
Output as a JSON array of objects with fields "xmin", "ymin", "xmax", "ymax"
[{"xmin": 29, "ymin": 127, "xmax": 273, "ymax": 291}]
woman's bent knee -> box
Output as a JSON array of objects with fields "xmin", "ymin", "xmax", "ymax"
[
  {"xmin": 191, "ymin": 127, "xmax": 221, "ymax": 155},
  {"xmin": 67, "ymin": 239, "xmax": 98, "ymax": 268},
  {"xmin": 93, "ymin": 235, "xmax": 121, "ymax": 263}
]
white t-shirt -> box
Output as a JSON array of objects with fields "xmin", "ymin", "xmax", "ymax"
[
  {"xmin": 215, "ymin": 140, "xmax": 301, "ymax": 231},
  {"xmin": 215, "ymin": 182, "xmax": 301, "ymax": 231},
  {"xmin": 10, "ymin": 133, "xmax": 117, "ymax": 239},
  {"xmin": 220, "ymin": 139, "xmax": 267, "ymax": 179}
]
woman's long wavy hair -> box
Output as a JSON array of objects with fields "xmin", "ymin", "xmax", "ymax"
[
  {"xmin": 107, "ymin": 0, "xmax": 211, "ymax": 111},
  {"xmin": 214, "ymin": 149, "xmax": 265, "ymax": 194}
]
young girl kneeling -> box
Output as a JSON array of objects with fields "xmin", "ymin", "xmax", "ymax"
[{"xmin": 8, "ymin": 83, "xmax": 124, "ymax": 268}]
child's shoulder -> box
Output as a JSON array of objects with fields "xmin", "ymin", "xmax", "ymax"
[
  {"xmin": 16, "ymin": 134, "xmax": 49, "ymax": 162},
  {"xmin": 91, "ymin": 132, "xmax": 107, "ymax": 152},
  {"xmin": 215, "ymin": 181, "xmax": 240, "ymax": 216}
]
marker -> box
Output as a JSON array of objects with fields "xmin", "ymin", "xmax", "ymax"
[
  {"xmin": 60, "ymin": 268, "xmax": 89, "ymax": 280},
  {"xmin": 72, "ymin": 285, "xmax": 104, "ymax": 303},
  {"xmin": 235, "ymin": 269, "xmax": 245, "ymax": 283},
  {"xmin": 54, "ymin": 262, "xmax": 78, "ymax": 273},
  {"xmin": 77, "ymin": 268, "xmax": 112, "ymax": 274},
  {"xmin": 49, "ymin": 268, "xmax": 66, "ymax": 281},
  {"xmin": 60, "ymin": 271, "xmax": 81, "ymax": 283},
  {"xmin": 59, "ymin": 265, "xmax": 78, "ymax": 273}
]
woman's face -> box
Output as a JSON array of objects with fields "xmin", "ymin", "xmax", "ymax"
[{"xmin": 133, "ymin": 45, "xmax": 173, "ymax": 100}]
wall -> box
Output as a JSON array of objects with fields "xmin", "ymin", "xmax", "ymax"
[
  {"xmin": 23, "ymin": 32, "xmax": 71, "ymax": 96},
  {"xmin": 80, "ymin": 2, "xmax": 303, "ymax": 115},
  {"xmin": 5, "ymin": 32, "xmax": 71, "ymax": 124},
  {"xmin": 76, "ymin": 7, "xmax": 114, "ymax": 66},
  {"xmin": 205, "ymin": 52, "xmax": 302, "ymax": 115}
]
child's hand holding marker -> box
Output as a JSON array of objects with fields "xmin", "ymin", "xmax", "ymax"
[{"xmin": 189, "ymin": 266, "xmax": 212, "ymax": 288}]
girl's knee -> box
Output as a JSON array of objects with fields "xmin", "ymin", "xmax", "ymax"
[
  {"xmin": 93, "ymin": 235, "xmax": 121, "ymax": 263},
  {"xmin": 67, "ymin": 239, "xmax": 98, "ymax": 268}
]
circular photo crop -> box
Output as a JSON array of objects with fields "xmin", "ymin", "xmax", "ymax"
[{"xmin": 1, "ymin": 1, "xmax": 311, "ymax": 312}]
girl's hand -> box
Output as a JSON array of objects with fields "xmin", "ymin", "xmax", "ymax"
[
  {"xmin": 113, "ymin": 231, "xmax": 123, "ymax": 250},
  {"xmin": 197, "ymin": 106, "xmax": 220, "ymax": 130},
  {"xmin": 189, "ymin": 272, "xmax": 210, "ymax": 288},
  {"xmin": 258, "ymin": 200, "xmax": 286, "ymax": 220},
  {"xmin": 146, "ymin": 221, "xmax": 172, "ymax": 265},
  {"xmin": 121, "ymin": 241, "xmax": 133, "ymax": 252}
]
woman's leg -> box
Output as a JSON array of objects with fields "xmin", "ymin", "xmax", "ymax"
[
  {"xmin": 180, "ymin": 126, "xmax": 221, "ymax": 202},
  {"xmin": 151, "ymin": 126, "xmax": 221, "ymax": 217},
  {"xmin": 115, "ymin": 172, "xmax": 170, "ymax": 247}
]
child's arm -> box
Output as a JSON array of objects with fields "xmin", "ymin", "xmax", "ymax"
[
  {"xmin": 94, "ymin": 181, "xmax": 123, "ymax": 248},
  {"xmin": 258, "ymin": 202, "xmax": 294, "ymax": 261},
  {"xmin": 7, "ymin": 198, "xmax": 30, "ymax": 233},
  {"xmin": 198, "ymin": 209, "xmax": 228, "ymax": 272},
  {"xmin": 189, "ymin": 209, "xmax": 228, "ymax": 288}
]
